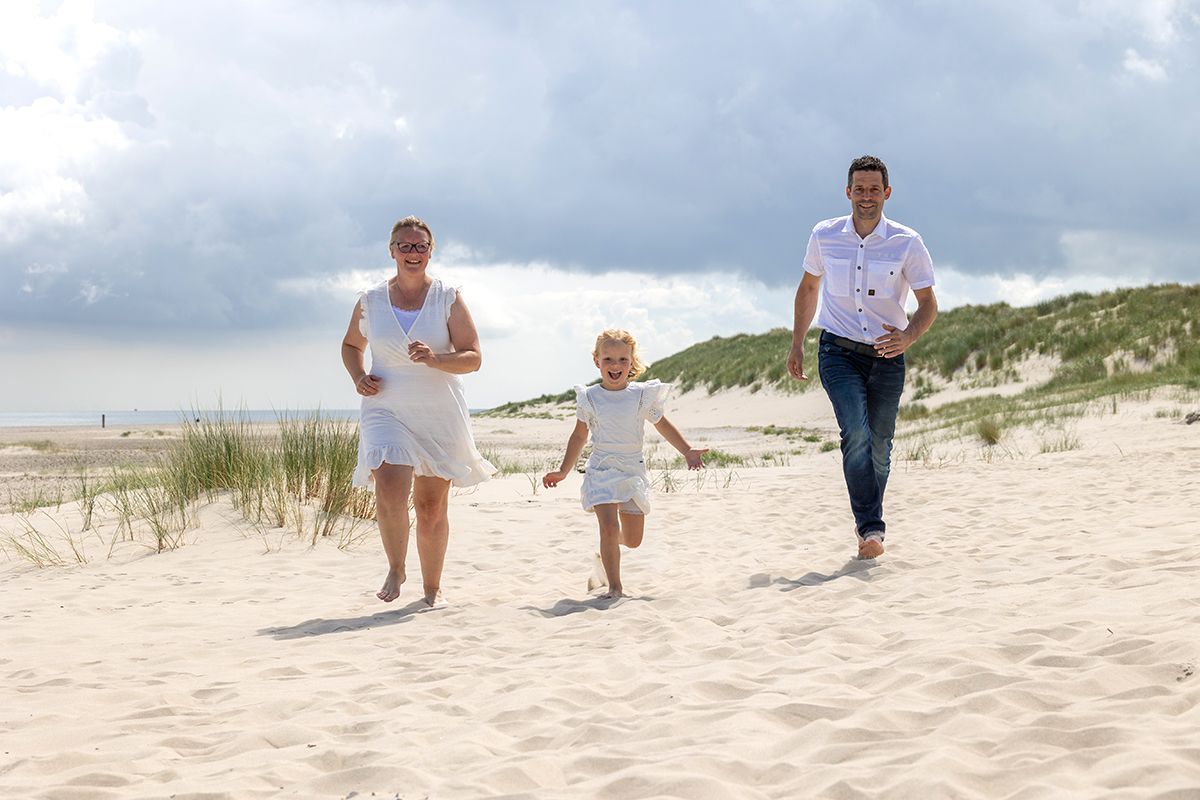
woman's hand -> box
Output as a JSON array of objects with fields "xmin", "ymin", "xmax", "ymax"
[
  {"xmin": 684, "ymin": 448, "xmax": 709, "ymax": 470},
  {"xmin": 542, "ymin": 469, "xmax": 570, "ymax": 489},
  {"xmin": 355, "ymin": 374, "xmax": 382, "ymax": 396},
  {"xmin": 408, "ymin": 340, "xmax": 441, "ymax": 368}
]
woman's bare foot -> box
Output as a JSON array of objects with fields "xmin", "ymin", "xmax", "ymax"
[
  {"xmin": 422, "ymin": 589, "xmax": 446, "ymax": 609},
  {"xmin": 377, "ymin": 568, "xmax": 405, "ymax": 602}
]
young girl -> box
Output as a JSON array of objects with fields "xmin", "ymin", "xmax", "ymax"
[{"xmin": 542, "ymin": 329, "xmax": 707, "ymax": 599}]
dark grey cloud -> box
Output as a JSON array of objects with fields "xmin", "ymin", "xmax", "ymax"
[{"xmin": 2, "ymin": 0, "xmax": 1197, "ymax": 335}]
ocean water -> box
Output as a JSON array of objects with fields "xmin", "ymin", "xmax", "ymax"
[{"xmin": 0, "ymin": 409, "xmax": 361, "ymax": 428}]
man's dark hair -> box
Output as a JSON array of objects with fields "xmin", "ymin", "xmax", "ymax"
[{"xmin": 847, "ymin": 155, "xmax": 889, "ymax": 189}]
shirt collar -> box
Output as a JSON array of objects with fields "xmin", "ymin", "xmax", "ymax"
[{"xmin": 842, "ymin": 213, "xmax": 889, "ymax": 241}]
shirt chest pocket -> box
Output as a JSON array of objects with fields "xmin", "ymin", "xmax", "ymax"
[
  {"xmin": 868, "ymin": 260, "xmax": 902, "ymax": 297},
  {"xmin": 822, "ymin": 257, "xmax": 852, "ymax": 297}
]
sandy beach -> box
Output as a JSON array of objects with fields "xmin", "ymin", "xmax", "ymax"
[{"xmin": 2, "ymin": 387, "xmax": 1199, "ymax": 799}]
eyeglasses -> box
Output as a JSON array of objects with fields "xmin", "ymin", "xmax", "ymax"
[{"xmin": 391, "ymin": 242, "xmax": 431, "ymax": 254}]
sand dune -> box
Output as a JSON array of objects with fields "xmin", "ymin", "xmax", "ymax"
[{"xmin": 2, "ymin": 398, "xmax": 1199, "ymax": 798}]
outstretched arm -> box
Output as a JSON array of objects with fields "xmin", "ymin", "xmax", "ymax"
[
  {"xmin": 653, "ymin": 415, "xmax": 708, "ymax": 469},
  {"xmin": 542, "ymin": 420, "xmax": 589, "ymax": 488}
]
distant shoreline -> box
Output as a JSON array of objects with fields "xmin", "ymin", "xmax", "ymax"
[{"xmin": 0, "ymin": 409, "xmax": 362, "ymax": 429}]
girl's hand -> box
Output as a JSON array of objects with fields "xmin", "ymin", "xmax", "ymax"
[
  {"xmin": 356, "ymin": 374, "xmax": 382, "ymax": 396},
  {"xmin": 542, "ymin": 469, "xmax": 569, "ymax": 488},
  {"xmin": 408, "ymin": 340, "xmax": 440, "ymax": 367},
  {"xmin": 684, "ymin": 448, "xmax": 709, "ymax": 470}
]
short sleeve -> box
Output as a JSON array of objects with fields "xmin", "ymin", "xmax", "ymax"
[
  {"xmin": 443, "ymin": 283, "xmax": 461, "ymax": 316},
  {"xmin": 802, "ymin": 229, "xmax": 823, "ymax": 278},
  {"xmin": 356, "ymin": 291, "xmax": 369, "ymax": 338},
  {"xmin": 903, "ymin": 236, "xmax": 935, "ymax": 290},
  {"xmin": 638, "ymin": 379, "xmax": 672, "ymax": 423},
  {"xmin": 574, "ymin": 384, "xmax": 593, "ymax": 425}
]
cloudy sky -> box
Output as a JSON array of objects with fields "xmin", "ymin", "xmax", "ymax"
[{"xmin": 2, "ymin": 0, "xmax": 1197, "ymax": 412}]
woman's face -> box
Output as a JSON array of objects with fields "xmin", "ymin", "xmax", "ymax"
[{"xmin": 390, "ymin": 226, "xmax": 433, "ymax": 276}]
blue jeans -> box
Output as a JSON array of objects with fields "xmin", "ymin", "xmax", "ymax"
[{"xmin": 817, "ymin": 331, "xmax": 905, "ymax": 538}]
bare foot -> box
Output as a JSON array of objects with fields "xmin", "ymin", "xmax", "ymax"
[
  {"xmin": 422, "ymin": 590, "xmax": 447, "ymax": 609},
  {"xmin": 857, "ymin": 538, "xmax": 884, "ymax": 560},
  {"xmin": 599, "ymin": 587, "xmax": 627, "ymax": 600},
  {"xmin": 377, "ymin": 568, "xmax": 405, "ymax": 602},
  {"xmin": 586, "ymin": 552, "xmax": 607, "ymax": 592}
]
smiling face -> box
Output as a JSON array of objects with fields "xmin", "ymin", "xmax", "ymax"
[
  {"xmin": 594, "ymin": 339, "xmax": 634, "ymax": 390},
  {"xmin": 390, "ymin": 226, "xmax": 433, "ymax": 277},
  {"xmin": 846, "ymin": 169, "xmax": 891, "ymax": 233}
]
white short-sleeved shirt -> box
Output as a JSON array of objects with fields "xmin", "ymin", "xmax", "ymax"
[{"xmin": 803, "ymin": 214, "xmax": 935, "ymax": 344}]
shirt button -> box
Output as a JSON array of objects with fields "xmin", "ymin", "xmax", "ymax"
[
  {"xmin": 856, "ymin": 288, "xmax": 860, "ymax": 292},
  {"xmin": 858, "ymin": 308, "xmax": 862, "ymax": 312},
  {"xmin": 859, "ymin": 244, "xmax": 864, "ymax": 248},
  {"xmin": 857, "ymin": 266, "xmax": 862, "ymax": 270}
]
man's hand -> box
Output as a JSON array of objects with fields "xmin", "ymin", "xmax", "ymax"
[
  {"xmin": 874, "ymin": 324, "xmax": 915, "ymax": 358},
  {"xmin": 787, "ymin": 343, "xmax": 808, "ymax": 381}
]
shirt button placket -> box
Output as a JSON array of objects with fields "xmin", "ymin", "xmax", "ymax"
[{"xmin": 856, "ymin": 241, "xmax": 867, "ymax": 333}]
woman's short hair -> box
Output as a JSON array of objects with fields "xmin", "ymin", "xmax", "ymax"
[{"xmin": 390, "ymin": 215, "xmax": 436, "ymax": 249}]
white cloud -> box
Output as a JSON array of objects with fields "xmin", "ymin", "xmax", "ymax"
[{"xmin": 1123, "ymin": 48, "xmax": 1168, "ymax": 81}]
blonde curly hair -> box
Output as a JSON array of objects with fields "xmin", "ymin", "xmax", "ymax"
[{"xmin": 592, "ymin": 329, "xmax": 645, "ymax": 379}]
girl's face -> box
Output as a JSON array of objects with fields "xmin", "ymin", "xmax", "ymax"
[{"xmin": 595, "ymin": 339, "xmax": 634, "ymax": 390}]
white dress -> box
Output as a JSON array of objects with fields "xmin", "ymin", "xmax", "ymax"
[
  {"xmin": 575, "ymin": 380, "xmax": 672, "ymax": 515},
  {"xmin": 352, "ymin": 278, "xmax": 496, "ymax": 488}
]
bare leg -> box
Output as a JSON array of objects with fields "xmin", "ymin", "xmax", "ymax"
[
  {"xmin": 373, "ymin": 463, "xmax": 414, "ymax": 602},
  {"xmin": 619, "ymin": 511, "xmax": 645, "ymax": 548},
  {"xmin": 594, "ymin": 504, "xmax": 625, "ymax": 598},
  {"xmin": 413, "ymin": 475, "xmax": 451, "ymax": 606}
]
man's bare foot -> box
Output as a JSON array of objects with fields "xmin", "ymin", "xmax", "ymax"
[
  {"xmin": 377, "ymin": 568, "xmax": 405, "ymax": 602},
  {"xmin": 858, "ymin": 536, "xmax": 884, "ymax": 560},
  {"xmin": 586, "ymin": 552, "xmax": 607, "ymax": 592}
]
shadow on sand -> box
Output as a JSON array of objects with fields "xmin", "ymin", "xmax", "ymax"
[
  {"xmin": 522, "ymin": 595, "xmax": 652, "ymax": 618},
  {"xmin": 258, "ymin": 599, "xmax": 437, "ymax": 639},
  {"xmin": 749, "ymin": 558, "xmax": 878, "ymax": 592}
]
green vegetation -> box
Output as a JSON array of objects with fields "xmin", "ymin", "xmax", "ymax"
[
  {"xmin": 641, "ymin": 328, "xmax": 810, "ymax": 394},
  {"xmin": 480, "ymin": 389, "xmax": 577, "ymax": 417},
  {"xmin": 3, "ymin": 411, "xmax": 376, "ymax": 566},
  {"xmin": 12, "ymin": 439, "xmax": 56, "ymax": 452},
  {"xmin": 975, "ymin": 417, "xmax": 1003, "ymax": 446}
]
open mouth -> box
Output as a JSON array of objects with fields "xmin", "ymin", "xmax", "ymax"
[{"xmin": 607, "ymin": 370, "xmax": 624, "ymax": 381}]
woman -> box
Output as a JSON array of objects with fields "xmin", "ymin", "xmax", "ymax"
[{"xmin": 341, "ymin": 216, "xmax": 495, "ymax": 606}]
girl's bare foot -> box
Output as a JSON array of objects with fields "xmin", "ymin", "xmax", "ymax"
[
  {"xmin": 377, "ymin": 568, "xmax": 405, "ymax": 602},
  {"xmin": 599, "ymin": 586, "xmax": 626, "ymax": 600},
  {"xmin": 586, "ymin": 552, "xmax": 607, "ymax": 592}
]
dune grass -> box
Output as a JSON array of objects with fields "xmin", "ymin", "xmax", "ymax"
[{"xmin": 2, "ymin": 411, "xmax": 378, "ymax": 566}]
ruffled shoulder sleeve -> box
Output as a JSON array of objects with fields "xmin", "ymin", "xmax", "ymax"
[
  {"xmin": 637, "ymin": 379, "xmax": 672, "ymax": 423},
  {"xmin": 574, "ymin": 384, "xmax": 594, "ymax": 425},
  {"xmin": 355, "ymin": 285, "xmax": 377, "ymax": 339},
  {"xmin": 439, "ymin": 280, "xmax": 461, "ymax": 317}
]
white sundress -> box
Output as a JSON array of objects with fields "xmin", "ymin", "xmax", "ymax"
[
  {"xmin": 352, "ymin": 278, "xmax": 496, "ymax": 489},
  {"xmin": 575, "ymin": 380, "xmax": 672, "ymax": 515}
]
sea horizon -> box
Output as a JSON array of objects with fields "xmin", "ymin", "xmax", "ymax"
[{"xmin": 0, "ymin": 408, "xmax": 364, "ymax": 429}]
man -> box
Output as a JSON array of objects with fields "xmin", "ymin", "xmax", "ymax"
[{"xmin": 787, "ymin": 155, "xmax": 938, "ymax": 559}]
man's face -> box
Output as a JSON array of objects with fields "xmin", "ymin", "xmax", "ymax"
[{"xmin": 846, "ymin": 169, "xmax": 891, "ymax": 230}]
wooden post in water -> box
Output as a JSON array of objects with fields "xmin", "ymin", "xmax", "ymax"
[{"xmin": 101, "ymin": 413, "xmax": 106, "ymax": 428}]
